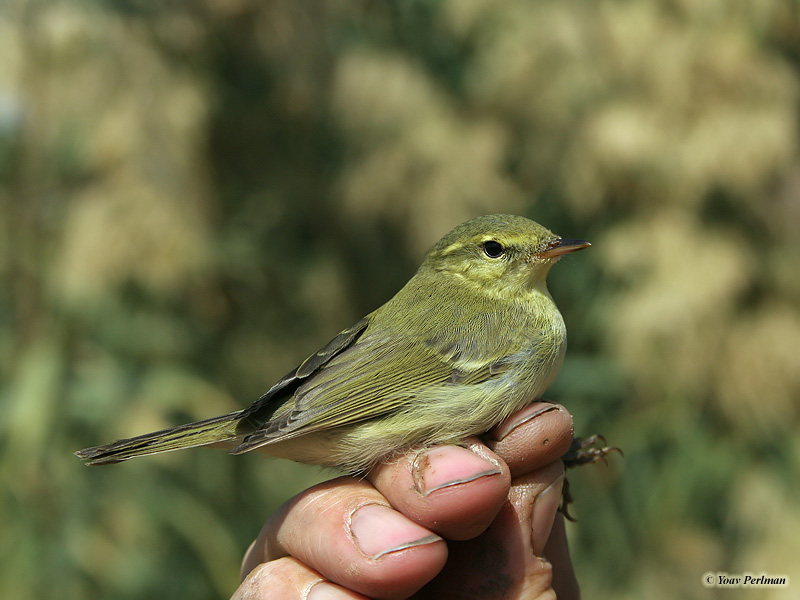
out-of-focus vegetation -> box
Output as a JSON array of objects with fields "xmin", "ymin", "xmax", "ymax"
[{"xmin": 1, "ymin": 1, "xmax": 799, "ymax": 598}]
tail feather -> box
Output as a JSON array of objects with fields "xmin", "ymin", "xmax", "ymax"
[{"xmin": 75, "ymin": 411, "xmax": 244, "ymax": 465}]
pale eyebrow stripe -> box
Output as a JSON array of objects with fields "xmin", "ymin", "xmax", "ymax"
[
  {"xmin": 439, "ymin": 241, "xmax": 466, "ymax": 255},
  {"xmin": 439, "ymin": 234, "xmax": 508, "ymax": 256}
]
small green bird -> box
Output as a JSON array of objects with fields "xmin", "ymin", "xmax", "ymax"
[{"xmin": 76, "ymin": 214, "xmax": 590, "ymax": 473}]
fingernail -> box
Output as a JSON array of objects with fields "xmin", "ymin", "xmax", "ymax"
[
  {"xmin": 306, "ymin": 581, "xmax": 356, "ymax": 600},
  {"xmin": 411, "ymin": 445, "xmax": 502, "ymax": 496},
  {"xmin": 531, "ymin": 472, "xmax": 565, "ymax": 556},
  {"xmin": 349, "ymin": 504, "xmax": 442, "ymax": 559},
  {"xmin": 492, "ymin": 402, "xmax": 560, "ymax": 441}
]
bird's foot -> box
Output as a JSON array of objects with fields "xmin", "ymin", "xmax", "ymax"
[
  {"xmin": 563, "ymin": 434, "xmax": 622, "ymax": 468},
  {"xmin": 559, "ymin": 434, "xmax": 622, "ymax": 521}
]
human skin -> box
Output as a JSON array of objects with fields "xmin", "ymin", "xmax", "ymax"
[{"xmin": 233, "ymin": 401, "xmax": 579, "ymax": 600}]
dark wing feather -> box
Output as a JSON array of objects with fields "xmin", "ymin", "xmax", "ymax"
[{"xmin": 234, "ymin": 316, "xmax": 371, "ymax": 432}]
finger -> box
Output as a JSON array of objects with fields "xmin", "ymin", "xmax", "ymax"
[
  {"xmin": 413, "ymin": 460, "xmax": 566, "ymax": 600},
  {"xmin": 367, "ymin": 402, "xmax": 572, "ymax": 541},
  {"xmin": 367, "ymin": 440, "xmax": 511, "ymax": 540},
  {"xmin": 543, "ymin": 513, "xmax": 580, "ymax": 600},
  {"xmin": 233, "ymin": 557, "xmax": 370, "ymax": 600},
  {"xmin": 486, "ymin": 402, "xmax": 574, "ymax": 477},
  {"xmin": 244, "ymin": 477, "xmax": 447, "ymax": 600}
]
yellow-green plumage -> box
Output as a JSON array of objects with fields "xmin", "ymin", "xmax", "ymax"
[{"xmin": 76, "ymin": 214, "xmax": 589, "ymax": 473}]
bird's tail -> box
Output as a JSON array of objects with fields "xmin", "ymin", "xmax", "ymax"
[{"xmin": 75, "ymin": 411, "xmax": 244, "ymax": 466}]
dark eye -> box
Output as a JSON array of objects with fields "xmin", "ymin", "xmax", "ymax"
[{"xmin": 482, "ymin": 240, "xmax": 505, "ymax": 258}]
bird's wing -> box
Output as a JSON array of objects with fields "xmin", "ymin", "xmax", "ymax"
[
  {"xmin": 230, "ymin": 322, "xmax": 511, "ymax": 454},
  {"xmin": 233, "ymin": 315, "xmax": 373, "ymax": 427}
]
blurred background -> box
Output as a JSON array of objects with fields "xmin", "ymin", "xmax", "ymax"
[{"xmin": 1, "ymin": 1, "xmax": 799, "ymax": 598}]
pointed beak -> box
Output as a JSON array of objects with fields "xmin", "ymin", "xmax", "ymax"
[{"xmin": 537, "ymin": 238, "xmax": 591, "ymax": 259}]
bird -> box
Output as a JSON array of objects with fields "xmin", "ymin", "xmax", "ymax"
[{"xmin": 76, "ymin": 214, "xmax": 590, "ymax": 474}]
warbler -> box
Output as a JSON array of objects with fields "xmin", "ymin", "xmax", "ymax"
[{"xmin": 76, "ymin": 214, "xmax": 590, "ymax": 473}]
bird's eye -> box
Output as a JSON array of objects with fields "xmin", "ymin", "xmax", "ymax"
[{"xmin": 482, "ymin": 240, "xmax": 505, "ymax": 258}]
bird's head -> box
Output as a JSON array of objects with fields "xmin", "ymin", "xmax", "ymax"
[{"xmin": 422, "ymin": 214, "xmax": 590, "ymax": 297}]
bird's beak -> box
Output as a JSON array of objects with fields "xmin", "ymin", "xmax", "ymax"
[{"xmin": 537, "ymin": 238, "xmax": 591, "ymax": 259}]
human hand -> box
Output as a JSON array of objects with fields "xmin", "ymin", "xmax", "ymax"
[{"xmin": 232, "ymin": 402, "xmax": 579, "ymax": 600}]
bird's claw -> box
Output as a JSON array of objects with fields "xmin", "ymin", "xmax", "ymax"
[
  {"xmin": 559, "ymin": 434, "xmax": 622, "ymax": 521},
  {"xmin": 562, "ymin": 434, "xmax": 623, "ymax": 468}
]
